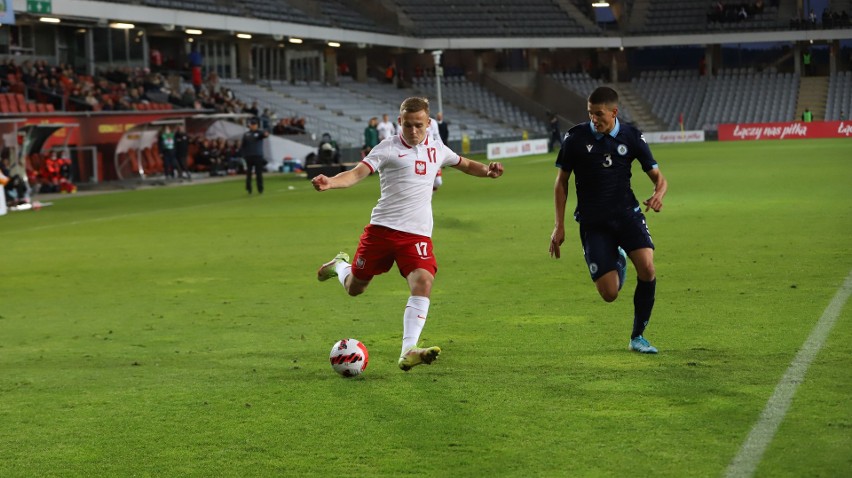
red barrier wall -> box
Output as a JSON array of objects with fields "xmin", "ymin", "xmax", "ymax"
[{"xmin": 718, "ymin": 121, "xmax": 852, "ymax": 141}]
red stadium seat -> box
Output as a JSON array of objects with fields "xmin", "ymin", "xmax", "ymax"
[
  {"xmin": 36, "ymin": 103, "xmax": 47, "ymax": 112},
  {"xmin": 27, "ymin": 103, "xmax": 38, "ymax": 113},
  {"xmin": 45, "ymin": 103, "xmax": 55, "ymax": 112}
]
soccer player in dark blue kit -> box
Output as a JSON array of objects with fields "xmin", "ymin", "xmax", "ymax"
[{"xmin": 549, "ymin": 86, "xmax": 668, "ymax": 354}]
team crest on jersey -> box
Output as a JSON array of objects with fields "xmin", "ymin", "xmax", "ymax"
[
  {"xmin": 617, "ymin": 144, "xmax": 628, "ymax": 156},
  {"xmin": 415, "ymin": 160, "xmax": 427, "ymax": 175}
]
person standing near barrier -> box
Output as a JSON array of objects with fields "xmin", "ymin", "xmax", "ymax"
[
  {"xmin": 174, "ymin": 125, "xmax": 192, "ymax": 181},
  {"xmin": 159, "ymin": 125, "xmax": 178, "ymax": 179},
  {"xmin": 241, "ymin": 118, "xmax": 269, "ymax": 194},
  {"xmin": 436, "ymin": 112, "xmax": 449, "ymax": 145},
  {"xmin": 802, "ymin": 108, "xmax": 813, "ymax": 122},
  {"xmin": 547, "ymin": 111, "xmax": 561, "ymax": 152}
]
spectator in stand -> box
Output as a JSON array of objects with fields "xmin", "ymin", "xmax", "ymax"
[
  {"xmin": 245, "ymin": 100, "xmax": 259, "ymax": 117},
  {"xmin": 206, "ymin": 71, "xmax": 221, "ymax": 95},
  {"xmin": 260, "ymin": 108, "xmax": 274, "ymax": 130},
  {"xmin": 289, "ymin": 116, "xmax": 306, "ymax": 134},
  {"xmin": 273, "ymin": 118, "xmax": 289, "ymax": 135},
  {"xmin": 101, "ymin": 96, "xmax": 116, "ymax": 111},
  {"xmin": 84, "ymin": 91, "xmax": 100, "ymax": 110},
  {"xmin": 150, "ymin": 48, "xmax": 162, "ymax": 72},
  {"xmin": 188, "ymin": 46, "xmax": 203, "ymax": 95},
  {"xmin": 802, "ymin": 108, "xmax": 813, "ymax": 122},
  {"xmin": 385, "ymin": 62, "xmax": 396, "ymax": 84}
]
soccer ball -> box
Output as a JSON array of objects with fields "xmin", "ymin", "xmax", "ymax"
[{"xmin": 329, "ymin": 338, "xmax": 369, "ymax": 377}]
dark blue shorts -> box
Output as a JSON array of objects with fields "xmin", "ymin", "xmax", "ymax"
[{"xmin": 579, "ymin": 207, "xmax": 654, "ymax": 281}]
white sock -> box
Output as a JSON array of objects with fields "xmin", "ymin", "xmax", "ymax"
[
  {"xmin": 335, "ymin": 261, "xmax": 351, "ymax": 288},
  {"xmin": 401, "ymin": 296, "xmax": 430, "ymax": 355}
]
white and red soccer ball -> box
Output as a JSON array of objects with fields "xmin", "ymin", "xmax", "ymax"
[{"xmin": 329, "ymin": 338, "xmax": 369, "ymax": 377}]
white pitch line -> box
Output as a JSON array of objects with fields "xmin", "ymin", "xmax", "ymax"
[{"xmin": 725, "ymin": 269, "xmax": 852, "ymax": 478}]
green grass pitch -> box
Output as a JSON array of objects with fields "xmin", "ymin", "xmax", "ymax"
[{"xmin": 1, "ymin": 138, "xmax": 850, "ymax": 477}]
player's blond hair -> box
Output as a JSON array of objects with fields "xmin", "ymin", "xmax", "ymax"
[{"xmin": 399, "ymin": 97, "xmax": 430, "ymax": 116}]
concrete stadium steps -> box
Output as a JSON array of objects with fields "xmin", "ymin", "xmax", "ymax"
[{"xmin": 796, "ymin": 76, "xmax": 829, "ymax": 121}]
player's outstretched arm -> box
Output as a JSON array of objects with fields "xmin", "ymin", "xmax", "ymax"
[
  {"xmin": 642, "ymin": 168, "xmax": 667, "ymax": 212},
  {"xmin": 452, "ymin": 157, "xmax": 503, "ymax": 178},
  {"xmin": 311, "ymin": 162, "xmax": 371, "ymax": 191}
]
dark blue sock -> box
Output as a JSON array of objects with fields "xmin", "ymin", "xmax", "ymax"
[{"xmin": 632, "ymin": 278, "xmax": 656, "ymax": 339}]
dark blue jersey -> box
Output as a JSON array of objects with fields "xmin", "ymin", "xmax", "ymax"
[{"xmin": 555, "ymin": 119, "xmax": 657, "ymax": 223}]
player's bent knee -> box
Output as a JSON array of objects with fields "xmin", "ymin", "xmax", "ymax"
[{"xmin": 636, "ymin": 264, "xmax": 656, "ymax": 282}]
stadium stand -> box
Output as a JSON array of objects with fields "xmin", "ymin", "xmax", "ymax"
[
  {"xmin": 395, "ymin": 0, "xmax": 599, "ymax": 37},
  {"xmin": 142, "ymin": 0, "xmax": 242, "ymax": 16},
  {"xmin": 316, "ymin": 0, "xmax": 396, "ymax": 34},
  {"xmin": 0, "ymin": 0, "xmax": 848, "ymax": 136},
  {"xmin": 825, "ymin": 70, "xmax": 852, "ymax": 120},
  {"xmin": 550, "ymin": 72, "xmax": 636, "ymax": 125},
  {"xmin": 224, "ymin": 75, "xmax": 543, "ymax": 148},
  {"xmin": 629, "ymin": 68, "xmax": 803, "ymax": 130},
  {"xmin": 412, "ymin": 75, "xmax": 543, "ymax": 134}
]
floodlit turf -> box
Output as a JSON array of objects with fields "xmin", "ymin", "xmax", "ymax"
[{"xmin": 1, "ymin": 138, "xmax": 850, "ymax": 477}]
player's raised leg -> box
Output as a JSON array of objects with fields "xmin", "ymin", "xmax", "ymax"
[{"xmin": 317, "ymin": 252, "xmax": 350, "ymax": 282}]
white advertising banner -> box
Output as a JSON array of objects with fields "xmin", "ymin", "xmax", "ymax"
[
  {"xmin": 487, "ymin": 138, "xmax": 549, "ymax": 160},
  {"xmin": 642, "ymin": 130, "xmax": 705, "ymax": 144}
]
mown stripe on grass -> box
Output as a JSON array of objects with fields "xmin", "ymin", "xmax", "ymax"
[{"xmin": 725, "ymin": 269, "xmax": 852, "ymax": 478}]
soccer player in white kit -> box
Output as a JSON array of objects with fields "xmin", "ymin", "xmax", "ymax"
[
  {"xmin": 376, "ymin": 113, "xmax": 396, "ymax": 141},
  {"xmin": 312, "ymin": 96, "xmax": 504, "ymax": 371}
]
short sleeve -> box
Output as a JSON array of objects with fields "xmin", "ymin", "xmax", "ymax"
[
  {"xmin": 440, "ymin": 143, "xmax": 461, "ymax": 168},
  {"xmin": 555, "ymin": 133, "xmax": 574, "ymax": 172},
  {"xmin": 633, "ymin": 131, "xmax": 658, "ymax": 172},
  {"xmin": 362, "ymin": 141, "xmax": 387, "ymax": 173}
]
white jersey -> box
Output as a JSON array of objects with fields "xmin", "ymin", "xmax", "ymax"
[
  {"xmin": 361, "ymin": 134, "xmax": 461, "ymax": 237},
  {"xmin": 377, "ymin": 121, "xmax": 396, "ymax": 141}
]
